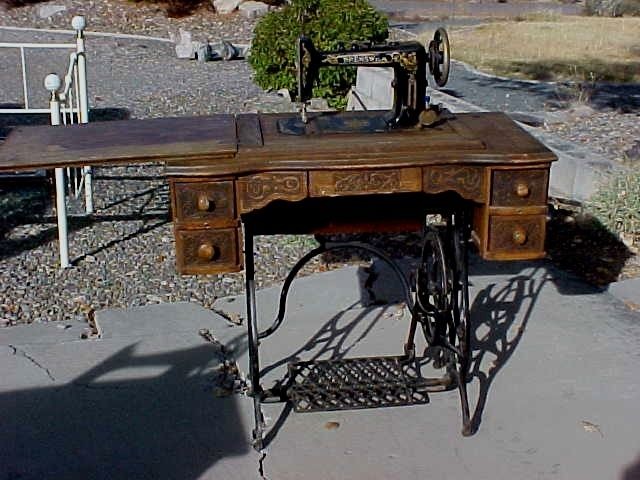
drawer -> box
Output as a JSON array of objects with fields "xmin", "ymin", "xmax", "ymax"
[
  {"xmin": 175, "ymin": 228, "xmax": 242, "ymax": 274},
  {"xmin": 173, "ymin": 181, "xmax": 235, "ymax": 225},
  {"xmin": 487, "ymin": 214, "xmax": 546, "ymax": 259},
  {"xmin": 491, "ymin": 169, "xmax": 548, "ymax": 207},
  {"xmin": 309, "ymin": 168, "xmax": 421, "ymax": 196}
]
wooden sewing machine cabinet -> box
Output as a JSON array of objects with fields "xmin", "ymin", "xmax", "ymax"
[
  {"xmin": 165, "ymin": 111, "xmax": 552, "ymax": 274},
  {"xmin": 0, "ymin": 110, "xmax": 556, "ymax": 448}
]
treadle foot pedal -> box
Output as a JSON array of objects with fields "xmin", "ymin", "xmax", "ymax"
[{"xmin": 286, "ymin": 355, "xmax": 432, "ymax": 412}]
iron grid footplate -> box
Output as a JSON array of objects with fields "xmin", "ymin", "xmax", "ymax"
[{"xmin": 286, "ymin": 355, "xmax": 431, "ymax": 412}]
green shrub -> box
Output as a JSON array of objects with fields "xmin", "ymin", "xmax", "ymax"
[
  {"xmin": 249, "ymin": 0, "xmax": 388, "ymax": 108},
  {"xmin": 588, "ymin": 166, "xmax": 640, "ymax": 246}
]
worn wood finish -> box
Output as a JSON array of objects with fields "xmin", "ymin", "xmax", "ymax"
[
  {"xmin": 175, "ymin": 227, "xmax": 242, "ymax": 274},
  {"xmin": 486, "ymin": 215, "xmax": 546, "ymax": 260},
  {"xmin": 236, "ymin": 172, "xmax": 308, "ymax": 214},
  {"xmin": 491, "ymin": 168, "xmax": 549, "ymax": 207},
  {"xmin": 0, "ymin": 115, "xmax": 237, "ymax": 171},
  {"xmin": 174, "ymin": 180, "xmax": 235, "ymax": 226},
  {"xmin": 0, "ymin": 110, "xmax": 557, "ymax": 272},
  {"xmin": 423, "ymin": 165, "xmax": 485, "ymax": 203}
]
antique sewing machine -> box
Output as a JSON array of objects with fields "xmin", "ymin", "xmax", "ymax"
[
  {"xmin": 0, "ymin": 27, "xmax": 557, "ymax": 451},
  {"xmin": 279, "ymin": 28, "xmax": 450, "ymax": 133}
]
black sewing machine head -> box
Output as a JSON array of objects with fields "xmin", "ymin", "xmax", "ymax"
[{"xmin": 279, "ymin": 28, "xmax": 451, "ymax": 134}]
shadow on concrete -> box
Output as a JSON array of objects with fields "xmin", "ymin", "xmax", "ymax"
[
  {"xmin": 465, "ymin": 266, "xmax": 549, "ymax": 434},
  {"xmin": 0, "ymin": 342, "xmax": 251, "ymax": 480},
  {"xmin": 259, "ymin": 300, "xmax": 395, "ymax": 447},
  {"xmin": 621, "ymin": 452, "xmax": 640, "ymax": 480}
]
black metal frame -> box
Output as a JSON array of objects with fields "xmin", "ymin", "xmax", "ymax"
[{"xmin": 244, "ymin": 209, "xmax": 472, "ymax": 451}]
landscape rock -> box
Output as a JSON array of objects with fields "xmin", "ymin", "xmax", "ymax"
[
  {"xmin": 174, "ymin": 29, "xmax": 197, "ymax": 59},
  {"xmin": 238, "ymin": 1, "xmax": 270, "ymax": 19},
  {"xmin": 624, "ymin": 141, "xmax": 640, "ymax": 163},
  {"xmin": 213, "ymin": 0, "xmax": 243, "ymax": 14},
  {"xmin": 38, "ymin": 5, "xmax": 66, "ymax": 19}
]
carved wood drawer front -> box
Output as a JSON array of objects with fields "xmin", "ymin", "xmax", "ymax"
[
  {"xmin": 174, "ymin": 181, "xmax": 235, "ymax": 224},
  {"xmin": 175, "ymin": 228, "xmax": 241, "ymax": 274},
  {"xmin": 236, "ymin": 172, "xmax": 308, "ymax": 214},
  {"xmin": 423, "ymin": 165, "xmax": 485, "ymax": 203},
  {"xmin": 491, "ymin": 169, "xmax": 548, "ymax": 207},
  {"xmin": 309, "ymin": 168, "xmax": 422, "ymax": 197},
  {"xmin": 487, "ymin": 215, "xmax": 545, "ymax": 258}
]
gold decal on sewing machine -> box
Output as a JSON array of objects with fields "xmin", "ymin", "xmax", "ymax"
[
  {"xmin": 423, "ymin": 166, "xmax": 485, "ymax": 203},
  {"xmin": 310, "ymin": 168, "xmax": 421, "ymax": 196},
  {"xmin": 237, "ymin": 172, "xmax": 308, "ymax": 213}
]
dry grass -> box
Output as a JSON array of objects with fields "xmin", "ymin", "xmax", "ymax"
[{"xmin": 435, "ymin": 15, "xmax": 640, "ymax": 82}]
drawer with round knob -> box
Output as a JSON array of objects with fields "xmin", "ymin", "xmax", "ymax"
[
  {"xmin": 173, "ymin": 181, "xmax": 235, "ymax": 226},
  {"xmin": 175, "ymin": 228, "xmax": 241, "ymax": 274},
  {"xmin": 486, "ymin": 214, "xmax": 546, "ymax": 259},
  {"xmin": 490, "ymin": 169, "xmax": 548, "ymax": 207}
]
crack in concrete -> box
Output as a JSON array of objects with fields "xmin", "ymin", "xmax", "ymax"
[
  {"xmin": 9, "ymin": 345, "xmax": 55, "ymax": 382},
  {"xmin": 258, "ymin": 450, "xmax": 268, "ymax": 479}
]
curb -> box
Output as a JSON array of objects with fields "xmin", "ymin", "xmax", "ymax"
[{"xmin": 0, "ymin": 24, "xmax": 172, "ymax": 43}]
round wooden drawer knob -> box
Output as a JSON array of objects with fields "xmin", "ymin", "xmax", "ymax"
[
  {"xmin": 515, "ymin": 183, "xmax": 530, "ymax": 198},
  {"xmin": 512, "ymin": 227, "xmax": 527, "ymax": 246},
  {"xmin": 197, "ymin": 194, "xmax": 212, "ymax": 212},
  {"xmin": 197, "ymin": 242, "xmax": 218, "ymax": 261}
]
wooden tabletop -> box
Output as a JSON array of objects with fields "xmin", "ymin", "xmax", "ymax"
[{"xmin": 0, "ymin": 111, "xmax": 556, "ymax": 174}]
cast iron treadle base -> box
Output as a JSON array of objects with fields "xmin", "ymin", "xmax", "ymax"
[{"xmin": 286, "ymin": 355, "xmax": 431, "ymax": 412}]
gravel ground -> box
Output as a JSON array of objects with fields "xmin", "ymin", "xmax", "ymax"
[{"xmin": 1, "ymin": 0, "xmax": 639, "ymax": 326}]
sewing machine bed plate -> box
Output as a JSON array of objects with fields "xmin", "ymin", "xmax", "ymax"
[{"xmin": 0, "ymin": 111, "xmax": 557, "ymax": 273}]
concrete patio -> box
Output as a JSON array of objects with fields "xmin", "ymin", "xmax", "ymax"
[{"xmin": 1, "ymin": 258, "xmax": 639, "ymax": 479}]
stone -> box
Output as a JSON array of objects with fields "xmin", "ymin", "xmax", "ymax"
[
  {"xmin": 624, "ymin": 141, "xmax": 640, "ymax": 163},
  {"xmin": 196, "ymin": 42, "xmax": 212, "ymax": 62},
  {"xmin": 238, "ymin": 1, "xmax": 270, "ymax": 18},
  {"xmin": 213, "ymin": 0, "xmax": 243, "ymax": 14},
  {"xmin": 308, "ymin": 98, "xmax": 330, "ymax": 111},
  {"xmin": 174, "ymin": 29, "xmax": 197, "ymax": 59},
  {"xmin": 38, "ymin": 5, "xmax": 66, "ymax": 19}
]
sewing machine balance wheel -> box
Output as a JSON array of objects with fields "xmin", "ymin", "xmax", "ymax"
[{"xmin": 428, "ymin": 27, "xmax": 451, "ymax": 87}]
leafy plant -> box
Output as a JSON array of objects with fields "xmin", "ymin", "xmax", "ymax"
[
  {"xmin": 588, "ymin": 166, "xmax": 640, "ymax": 247},
  {"xmin": 249, "ymin": 0, "xmax": 388, "ymax": 108}
]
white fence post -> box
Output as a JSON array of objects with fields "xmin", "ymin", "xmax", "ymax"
[
  {"xmin": 72, "ymin": 15, "xmax": 93, "ymax": 215},
  {"xmin": 45, "ymin": 73, "xmax": 71, "ymax": 269}
]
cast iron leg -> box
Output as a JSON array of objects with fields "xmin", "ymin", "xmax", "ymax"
[
  {"xmin": 244, "ymin": 230, "xmax": 265, "ymax": 450},
  {"xmin": 453, "ymin": 211, "xmax": 472, "ymax": 435}
]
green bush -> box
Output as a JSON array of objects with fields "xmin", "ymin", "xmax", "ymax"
[
  {"xmin": 249, "ymin": 0, "xmax": 388, "ymax": 108},
  {"xmin": 588, "ymin": 166, "xmax": 640, "ymax": 246}
]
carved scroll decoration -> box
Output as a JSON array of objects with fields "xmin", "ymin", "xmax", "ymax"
[
  {"xmin": 334, "ymin": 171, "xmax": 400, "ymax": 193},
  {"xmin": 237, "ymin": 172, "xmax": 308, "ymax": 214},
  {"xmin": 423, "ymin": 166, "xmax": 484, "ymax": 203},
  {"xmin": 309, "ymin": 168, "xmax": 421, "ymax": 196}
]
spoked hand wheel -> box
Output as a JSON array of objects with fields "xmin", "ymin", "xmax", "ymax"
[
  {"xmin": 415, "ymin": 226, "xmax": 453, "ymax": 346},
  {"xmin": 427, "ymin": 27, "xmax": 451, "ymax": 87}
]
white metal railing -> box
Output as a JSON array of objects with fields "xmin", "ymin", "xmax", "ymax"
[{"xmin": 0, "ymin": 16, "xmax": 91, "ymax": 269}]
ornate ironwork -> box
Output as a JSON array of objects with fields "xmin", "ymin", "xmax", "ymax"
[
  {"xmin": 243, "ymin": 208, "xmax": 473, "ymax": 451},
  {"xmin": 287, "ymin": 356, "xmax": 431, "ymax": 412}
]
